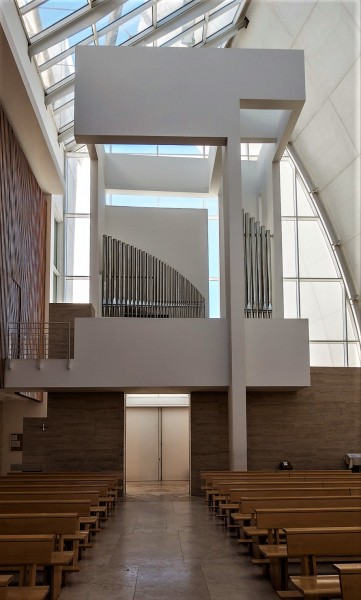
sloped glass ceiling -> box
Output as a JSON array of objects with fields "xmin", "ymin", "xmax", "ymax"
[{"xmin": 16, "ymin": 0, "xmax": 248, "ymax": 150}]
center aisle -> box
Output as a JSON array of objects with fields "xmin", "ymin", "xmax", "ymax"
[{"xmin": 59, "ymin": 482, "xmax": 278, "ymax": 600}]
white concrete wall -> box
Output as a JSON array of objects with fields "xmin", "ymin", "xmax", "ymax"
[
  {"xmin": 104, "ymin": 206, "xmax": 209, "ymax": 303},
  {"xmin": 4, "ymin": 317, "xmax": 310, "ymax": 391},
  {"xmin": 105, "ymin": 153, "xmax": 210, "ymax": 194},
  {"xmin": 245, "ymin": 319, "xmax": 310, "ymax": 389},
  {"xmin": 241, "ymin": 161, "xmax": 259, "ymax": 216}
]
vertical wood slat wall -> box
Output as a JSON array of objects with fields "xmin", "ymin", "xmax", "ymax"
[{"xmin": 0, "ymin": 104, "xmax": 47, "ymax": 387}]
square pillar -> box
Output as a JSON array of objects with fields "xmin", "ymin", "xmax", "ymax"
[{"xmin": 222, "ymin": 132, "xmax": 247, "ymax": 470}]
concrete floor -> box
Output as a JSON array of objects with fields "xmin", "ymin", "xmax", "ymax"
[{"xmin": 59, "ymin": 482, "xmax": 279, "ymax": 600}]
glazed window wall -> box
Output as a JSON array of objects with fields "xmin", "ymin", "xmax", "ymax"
[{"xmin": 281, "ymin": 153, "xmax": 360, "ymax": 367}]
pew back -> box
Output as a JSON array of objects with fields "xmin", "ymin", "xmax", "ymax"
[
  {"xmin": 240, "ymin": 495, "xmax": 361, "ymax": 514},
  {"xmin": 0, "ymin": 513, "xmax": 79, "ymax": 536}
]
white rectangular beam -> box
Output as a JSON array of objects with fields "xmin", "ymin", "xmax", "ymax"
[{"xmin": 74, "ymin": 47, "xmax": 305, "ymax": 144}]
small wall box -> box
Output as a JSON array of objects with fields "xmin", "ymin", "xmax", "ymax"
[{"xmin": 10, "ymin": 433, "xmax": 23, "ymax": 451}]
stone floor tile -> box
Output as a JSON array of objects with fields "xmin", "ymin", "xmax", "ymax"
[
  {"xmin": 134, "ymin": 565, "xmax": 211, "ymax": 600},
  {"xmin": 58, "ymin": 483, "xmax": 280, "ymax": 599}
]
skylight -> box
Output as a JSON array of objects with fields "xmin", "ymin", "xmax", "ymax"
[
  {"xmin": 104, "ymin": 144, "xmax": 210, "ymax": 157},
  {"xmin": 15, "ymin": 0, "xmax": 249, "ymax": 150}
]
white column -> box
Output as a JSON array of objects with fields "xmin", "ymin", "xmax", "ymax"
[
  {"xmin": 89, "ymin": 156, "xmax": 99, "ymax": 315},
  {"xmin": 222, "ymin": 132, "xmax": 247, "ymax": 470},
  {"xmin": 271, "ymin": 161, "xmax": 284, "ymax": 318}
]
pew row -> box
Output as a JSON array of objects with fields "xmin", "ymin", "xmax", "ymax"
[
  {"xmin": 257, "ymin": 526, "xmax": 361, "ymax": 594},
  {"xmin": 0, "ymin": 535, "xmax": 73, "ymax": 600},
  {"xmin": 286, "ymin": 527, "xmax": 361, "ymax": 599},
  {"xmin": 0, "ymin": 514, "xmax": 91, "ymax": 570}
]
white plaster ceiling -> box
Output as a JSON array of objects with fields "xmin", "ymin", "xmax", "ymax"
[{"xmin": 232, "ymin": 0, "xmax": 361, "ymax": 303}]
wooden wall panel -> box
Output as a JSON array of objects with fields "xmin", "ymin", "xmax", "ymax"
[
  {"xmin": 22, "ymin": 392, "xmax": 124, "ymax": 473},
  {"xmin": 0, "ymin": 104, "xmax": 47, "ymax": 386},
  {"xmin": 247, "ymin": 367, "xmax": 361, "ymax": 471}
]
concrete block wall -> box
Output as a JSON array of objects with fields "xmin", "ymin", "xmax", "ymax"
[
  {"xmin": 49, "ymin": 303, "xmax": 95, "ymax": 358},
  {"xmin": 22, "ymin": 391, "xmax": 124, "ymax": 472},
  {"xmin": 247, "ymin": 367, "xmax": 361, "ymax": 471},
  {"xmin": 190, "ymin": 391, "xmax": 230, "ymax": 495}
]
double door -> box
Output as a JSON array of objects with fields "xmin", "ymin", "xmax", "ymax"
[{"xmin": 125, "ymin": 407, "xmax": 189, "ymax": 481}]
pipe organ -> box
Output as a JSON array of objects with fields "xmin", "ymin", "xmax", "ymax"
[
  {"xmin": 102, "ymin": 235, "xmax": 205, "ymax": 318},
  {"xmin": 243, "ymin": 212, "xmax": 272, "ymax": 318}
]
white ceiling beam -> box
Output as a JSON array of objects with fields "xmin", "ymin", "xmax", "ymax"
[{"xmin": 19, "ymin": 0, "xmax": 47, "ymax": 17}]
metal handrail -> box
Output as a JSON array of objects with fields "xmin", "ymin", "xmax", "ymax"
[{"xmin": 8, "ymin": 322, "xmax": 71, "ymax": 360}]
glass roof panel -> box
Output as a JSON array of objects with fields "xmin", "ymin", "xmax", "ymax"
[
  {"xmin": 296, "ymin": 177, "xmax": 315, "ymax": 216},
  {"xmin": 207, "ymin": 6, "xmax": 238, "ymax": 37},
  {"xmin": 98, "ymin": 10, "xmax": 153, "ymax": 45},
  {"xmin": 54, "ymin": 107, "xmax": 74, "ymax": 130},
  {"xmin": 158, "ymin": 145, "xmax": 205, "ymax": 156},
  {"xmin": 35, "ymin": 27, "xmax": 93, "ymax": 67},
  {"xmin": 16, "ymin": 0, "xmax": 246, "ymax": 144},
  {"xmin": 209, "ymin": 0, "xmax": 237, "ymax": 15},
  {"xmin": 53, "ymin": 92, "xmax": 75, "ymax": 110},
  {"xmin": 172, "ymin": 24, "xmax": 203, "ymax": 47},
  {"xmin": 157, "ymin": 0, "xmax": 193, "ymax": 23},
  {"xmin": 40, "ymin": 53, "xmax": 75, "ymax": 89},
  {"xmin": 156, "ymin": 26, "xmax": 184, "ymax": 45},
  {"xmin": 95, "ymin": 0, "xmax": 148, "ymax": 31},
  {"xmin": 22, "ymin": 0, "xmax": 88, "ymax": 39}
]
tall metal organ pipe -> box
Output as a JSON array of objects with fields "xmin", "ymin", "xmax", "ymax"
[
  {"xmin": 243, "ymin": 212, "xmax": 272, "ymax": 318},
  {"xmin": 102, "ymin": 235, "xmax": 205, "ymax": 318}
]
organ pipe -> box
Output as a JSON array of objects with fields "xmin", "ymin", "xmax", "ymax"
[
  {"xmin": 102, "ymin": 235, "xmax": 205, "ymax": 318},
  {"xmin": 243, "ymin": 212, "xmax": 272, "ymax": 318}
]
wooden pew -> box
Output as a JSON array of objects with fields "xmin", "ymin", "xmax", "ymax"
[
  {"xmin": 0, "ymin": 513, "xmax": 90, "ymax": 570},
  {"xmin": 286, "ymin": 527, "xmax": 361, "ymax": 599},
  {"xmin": 0, "ymin": 576, "xmax": 14, "ymax": 587},
  {"xmin": 0, "ymin": 492, "xmax": 107, "ymax": 521},
  {"xmin": 255, "ymin": 507, "xmax": 361, "ymax": 544},
  {"xmin": 333, "ymin": 563, "xmax": 361, "ymax": 600},
  {"xmin": 0, "ymin": 588, "xmax": 49, "ymax": 600},
  {"xmin": 207, "ymin": 476, "xmax": 361, "ymax": 508},
  {"xmin": 0, "ymin": 479, "xmax": 116, "ymax": 506},
  {"xmin": 211, "ymin": 480, "xmax": 340, "ymax": 504},
  {"xmin": 0, "ymin": 501, "xmax": 99, "ymax": 535},
  {"xmin": 219, "ymin": 488, "xmax": 361, "ymax": 531},
  {"xmin": 245, "ymin": 507, "xmax": 361, "ymax": 562},
  {"xmin": 0, "ymin": 485, "xmax": 114, "ymax": 513},
  {"xmin": 0, "ymin": 535, "xmax": 73, "ymax": 600},
  {"xmin": 232, "ymin": 496, "xmax": 361, "ymax": 549}
]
